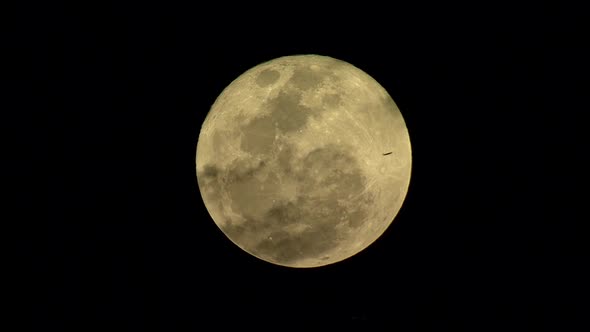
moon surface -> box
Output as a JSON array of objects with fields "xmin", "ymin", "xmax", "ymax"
[{"xmin": 196, "ymin": 55, "xmax": 411, "ymax": 268}]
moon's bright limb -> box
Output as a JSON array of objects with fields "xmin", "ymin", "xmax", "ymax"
[{"xmin": 196, "ymin": 55, "xmax": 411, "ymax": 268}]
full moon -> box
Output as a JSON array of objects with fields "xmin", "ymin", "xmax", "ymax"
[{"xmin": 196, "ymin": 55, "xmax": 411, "ymax": 268}]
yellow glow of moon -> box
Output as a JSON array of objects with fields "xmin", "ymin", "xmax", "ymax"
[{"xmin": 196, "ymin": 55, "xmax": 411, "ymax": 268}]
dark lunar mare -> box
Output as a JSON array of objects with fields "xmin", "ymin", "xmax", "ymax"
[{"xmin": 209, "ymin": 143, "xmax": 373, "ymax": 265}]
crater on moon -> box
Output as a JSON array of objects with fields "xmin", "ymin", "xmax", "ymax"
[{"xmin": 196, "ymin": 54, "xmax": 412, "ymax": 268}]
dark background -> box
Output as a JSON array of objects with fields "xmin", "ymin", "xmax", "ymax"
[{"xmin": 12, "ymin": 2, "xmax": 584, "ymax": 331}]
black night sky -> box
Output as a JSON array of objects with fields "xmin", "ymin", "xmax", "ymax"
[{"xmin": 14, "ymin": 2, "xmax": 584, "ymax": 331}]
